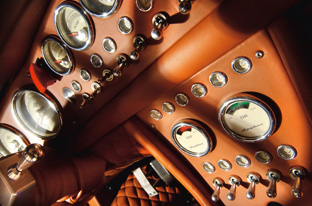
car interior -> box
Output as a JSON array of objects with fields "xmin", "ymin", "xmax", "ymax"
[{"xmin": 0, "ymin": 0, "xmax": 312, "ymax": 205}]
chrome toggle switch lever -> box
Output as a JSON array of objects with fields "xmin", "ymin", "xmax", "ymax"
[
  {"xmin": 227, "ymin": 175, "xmax": 241, "ymax": 201},
  {"xmin": 266, "ymin": 169, "xmax": 281, "ymax": 198},
  {"xmin": 289, "ymin": 166, "xmax": 307, "ymax": 198},
  {"xmin": 7, "ymin": 144, "xmax": 45, "ymax": 181},
  {"xmin": 99, "ymin": 69, "xmax": 114, "ymax": 83},
  {"xmin": 178, "ymin": 0, "xmax": 194, "ymax": 14},
  {"xmin": 246, "ymin": 172, "xmax": 261, "ymax": 199},
  {"xmin": 151, "ymin": 13, "xmax": 168, "ymax": 40},
  {"xmin": 130, "ymin": 35, "xmax": 147, "ymax": 61},
  {"xmin": 211, "ymin": 177, "xmax": 224, "ymax": 202},
  {"xmin": 113, "ymin": 54, "xmax": 129, "ymax": 77}
]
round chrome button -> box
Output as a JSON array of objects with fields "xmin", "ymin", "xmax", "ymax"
[
  {"xmin": 161, "ymin": 102, "xmax": 175, "ymax": 114},
  {"xmin": 235, "ymin": 155, "xmax": 251, "ymax": 167},
  {"xmin": 191, "ymin": 83, "xmax": 207, "ymax": 98},
  {"xmin": 103, "ymin": 37, "xmax": 117, "ymax": 53},
  {"xmin": 150, "ymin": 109, "xmax": 162, "ymax": 120},
  {"xmin": 175, "ymin": 93, "xmax": 189, "ymax": 106},
  {"xmin": 62, "ymin": 87, "xmax": 76, "ymax": 103},
  {"xmin": 90, "ymin": 54, "xmax": 103, "ymax": 68},
  {"xmin": 80, "ymin": 69, "xmax": 91, "ymax": 81},
  {"xmin": 232, "ymin": 57, "xmax": 252, "ymax": 74},
  {"xmin": 136, "ymin": 0, "xmax": 154, "ymax": 12},
  {"xmin": 203, "ymin": 162, "xmax": 215, "ymax": 173},
  {"xmin": 118, "ymin": 16, "xmax": 133, "ymax": 34},
  {"xmin": 255, "ymin": 150, "xmax": 272, "ymax": 164},
  {"xmin": 218, "ymin": 159, "xmax": 232, "ymax": 171},
  {"xmin": 71, "ymin": 80, "xmax": 82, "ymax": 92},
  {"xmin": 209, "ymin": 72, "xmax": 227, "ymax": 87},
  {"xmin": 277, "ymin": 145, "xmax": 296, "ymax": 160}
]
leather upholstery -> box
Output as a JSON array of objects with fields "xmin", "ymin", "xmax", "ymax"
[{"xmin": 110, "ymin": 167, "xmax": 184, "ymax": 206}]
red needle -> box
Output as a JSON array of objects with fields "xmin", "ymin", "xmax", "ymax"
[
  {"xmin": 68, "ymin": 32, "xmax": 78, "ymax": 36},
  {"xmin": 54, "ymin": 60, "xmax": 62, "ymax": 63}
]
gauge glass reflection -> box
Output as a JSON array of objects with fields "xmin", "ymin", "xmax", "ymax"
[
  {"xmin": 171, "ymin": 121, "xmax": 211, "ymax": 157},
  {"xmin": 0, "ymin": 124, "xmax": 29, "ymax": 157},
  {"xmin": 12, "ymin": 90, "xmax": 62, "ymax": 138},
  {"xmin": 41, "ymin": 35, "xmax": 74, "ymax": 75},
  {"xmin": 55, "ymin": 2, "xmax": 94, "ymax": 50},
  {"xmin": 79, "ymin": 0, "xmax": 121, "ymax": 18},
  {"xmin": 219, "ymin": 96, "xmax": 275, "ymax": 142}
]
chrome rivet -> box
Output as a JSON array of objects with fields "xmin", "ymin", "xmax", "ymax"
[{"xmin": 255, "ymin": 51, "xmax": 264, "ymax": 58}]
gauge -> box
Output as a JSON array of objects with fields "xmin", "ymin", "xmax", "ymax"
[
  {"xmin": 232, "ymin": 57, "xmax": 252, "ymax": 74},
  {"xmin": 55, "ymin": 1, "xmax": 94, "ymax": 51},
  {"xmin": 209, "ymin": 72, "xmax": 227, "ymax": 87},
  {"xmin": 219, "ymin": 95, "xmax": 276, "ymax": 142},
  {"xmin": 255, "ymin": 150, "xmax": 272, "ymax": 164},
  {"xmin": 191, "ymin": 83, "xmax": 207, "ymax": 97},
  {"xmin": 150, "ymin": 109, "xmax": 162, "ymax": 120},
  {"xmin": 235, "ymin": 155, "xmax": 251, "ymax": 167},
  {"xmin": 277, "ymin": 145, "xmax": 296, "ymax": 160},
  {"xmin": 171, "ymin": 120, "xmax": 212, "ymax": 157},
  {"xmin": 162, "ymin": 102, "xmax": 175, "ymax": 114},
  {"xmin": 0, "ymin": 124, "xmax": 29, "ymax": 157},
  {"xmin": 203, "ymin": 162, "xmax": 215, "ymax": 173},
  {"xmin": 79, "ymin": 0, "xmax": 121, "ymax": 18},
  {"xmin": 118, "ymin": 17, "xmax": 133, "ymax": 34},
  {"xmin": 136, "ymin": 0, "xmax": 154, "ymax": 12},
  {"xmin": 41, "ymin": 35, "xmax": 74, "ymax": 76},
  {"xmin": 218, "ymin": 159, "xmax": 232, "ymax": 171},
  {"xmin": 175, "ymin": 93, "xmax": 189, "ymax": 106},
  {"xmin": 12, "ymin": 89, "xmax": 62, "ymax": 139}
]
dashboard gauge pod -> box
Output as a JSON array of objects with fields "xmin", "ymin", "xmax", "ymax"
[
  {"xmin": 219, "ymin": 94, "xmax": 276, "ymax": 142},
  {"xmin": 54, "ymin": 1, "xmax": 95, "ymax": 51},
  {"xmin": 41, "ymin": 35, "xmax": 75, "ymax": 76},
  {"xmin": 79, "ymin": 0, "xmax": 121, "ymax": 18},
  {"xmin": 12, "ymin": 89, "xmax": 63, "ymax": 139},
  {"xmin": 0, "ymin": 124, "xmax": 30, "ymax": 158},
  {"xmin": 171, "ymin": 120, "xmax": 213, "ymax": 157}
]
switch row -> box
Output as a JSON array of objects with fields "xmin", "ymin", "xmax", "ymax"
[{"xmin": 211, "ymin": 166, "xmax": 307, "ymax": 202}]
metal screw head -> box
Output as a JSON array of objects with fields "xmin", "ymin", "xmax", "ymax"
[{"xmin": 255, "ymin": 50, "xmax": 264, "ymax": 58}]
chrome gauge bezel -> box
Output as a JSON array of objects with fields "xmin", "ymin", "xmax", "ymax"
[
  {"xmin": 0, "ymin": 124, "xmax": 30, "ymax": 157},
  {"xmin": 54, "ymin": 1, "xmax": 95, "ymax": 51},
  {"xmin": 11, "ymin": 89, "xmax": 63, "ymax": 139},
  {"xmin": 41, "ymin": 35, "xmax": 75, "ymax": 76},
  {"xmin": 218, "ymin": 96, "xmax": 276, "ymax": 142},
  {"xmin": 171, "ymin": 120, "xmax": 212, "ymax": 157},
  {"xmin": 79, "ymin": 0, "xmax": 121, "ymax": 18}
]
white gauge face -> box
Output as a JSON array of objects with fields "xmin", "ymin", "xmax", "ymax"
[
  {"xmin": 55, "ymin": 2, "xmax": 94, "ymax": 50},
  {"xmin": 172, "ymin": 121, "xmax": 211, "ymax": 156},
  {"xmin": 219, "ymin": 96, "xmax": 275, "ymax": 142},
  {"xmin": 0, "ymin": 124, "xmax": 29, "ymax": 157},
  {"xmin": 79, "ymin": 0, "xmax": 120, "ymax": 18},
  {"xmin": 12, "ymin": 90, "xmax": 62, "ymax": 138},
  {"xmin": 42, "ymin": 36, "xmax": 74, "ymax": 75}
]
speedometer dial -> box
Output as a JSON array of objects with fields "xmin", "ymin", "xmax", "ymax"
[
  {"xmin": 54, "ymin": 1, "xmax": 94, "ymax": 51},
  {"xmin": 219, "ymin": 95, "xmax": 276, "ymax": 142},
  {"xmin": 41, "ymin": 35, "xmax": 74, "ymax": 76},
  {"xmin": 79, "ymin": 0, "xmax": 121, "ymax": 18},
  {"xmin": 0, "ymin": 124, "xmax": 29, "ymax": 158},
  {"xmin": 12, "ymin": 89, "xmax": 62, "ymax": 139}
]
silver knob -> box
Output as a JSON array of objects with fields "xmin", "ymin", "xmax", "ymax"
[
  {"xmin": 99, "ymin": 69, "xmax": 114, "ymax": 83},
  {"xmin": 151, "ymin": 13, "xmax": 168, "ymax": 40},
  {"xmin": 7, "ymin": 144, "xmax": 45, "ymax": 180},
  {"xmin": 227, "ymin": 175, "xmax": 241, "ymax": 201},
  {"xmin": 289, "ymin": 166, "xmax": 306, "ymax": 198},
  {"xmin": 246, "ymin": 172, "xmax": 261, "ymax": 199},
  {"xmin": 129, "ymin": 35, "xmax": 147, "ymax": 61},
  {"xmin": 178, "ymin": 0, "xmax": 193, "ymax": 14},
  {"xmin": 211, "ymin": 177, "xmax": 224, "ymax": 202},
  {"xmin": 266, "ymin": 169, "xmax": 281, "ymax": 198},
  {"xmin": 113, "ymin": 54, "xmax": 129, "ymax": 77}
]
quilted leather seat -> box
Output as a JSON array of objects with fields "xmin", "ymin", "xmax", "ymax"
[{"xmin": 110, "ymin": 167, "xmax": 186, "ymax": 206}]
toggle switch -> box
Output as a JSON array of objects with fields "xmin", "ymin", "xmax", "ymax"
[
  {"xmin": 129, "ymin": 35, "xmax": 147, "ymax": 61},
  {"xmin": 289, "ymin": 166, "xmax": 307, "ymax": 198},
  {"xmin": 246, "ymin": 172, "xmax": 261, "ymax": 199},
  {"xmin": 211, "ymin": 177, "xmax": 224, "ymax": 202},
  {"xmin": 178, "ymin": 0, "xmax": 194, "ymax": 14},
  {"xmin": 227, "ymin": 175, "xmax": 241, "ymax": 201},
  {"xmin": 151, "ymin": 13, "xmax": 168, "ymax": 40},
  {"xmin": 266, "ymin": 169, "xmax": 281, "ymax": 198},
  {"xmin": 7, "ymin": 144, "xmax": 45, "ymax": 181},
  {"xmin": 113, "ymin": 54, "xmax": 129, "ymax": 77}
]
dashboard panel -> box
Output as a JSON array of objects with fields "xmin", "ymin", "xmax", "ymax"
[{"xmin": 0, "ymin": 0, "xmax": 312, "ymax": 205}]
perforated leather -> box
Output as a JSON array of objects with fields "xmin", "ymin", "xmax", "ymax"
[{"xmin": 110, "ymin": 169, "xmax": 184, "ymax": 206}]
